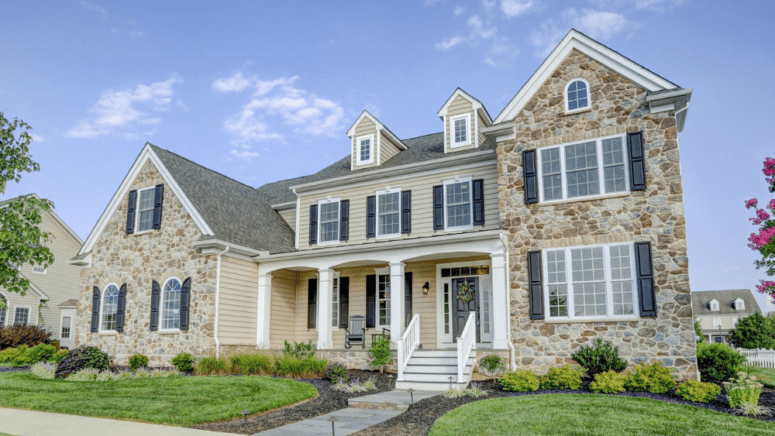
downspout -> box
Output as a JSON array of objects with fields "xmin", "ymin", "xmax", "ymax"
[{"xmin": 214, "ymin": 246, "xmax": 230, "ymax": 359}]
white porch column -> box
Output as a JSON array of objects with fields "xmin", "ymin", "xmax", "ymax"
[
  {"xmin": 256, "ymin": 273, "xmax": 272, "ymax": 348},
  {"xmin": 389, "ymin": 262, "xmax": 406, "ymax": 347},
  {"xmin": 317, "ymin": 268, "xmax": 334, "ymax": 350},
  {"xmin": 491, "ymin": 253, "xmax": 510, "ymax": 349}
]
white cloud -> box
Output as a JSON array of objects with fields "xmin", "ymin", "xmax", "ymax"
[
  {"xmin": 481, "ymin": 0, "xmax": 497, "ymax": 10},
  {"xmin": 588, "ymin": 0, "xmax": 683, "ymax": 11},
  {"xmin": 230, "ymin": 149, "xmax": 260, "ymax": 161},
  {"xmin": 500, "ymin": 0, "xmax": 535, "ymax": 17},
  {"xmin": 30, "ymin": 134, "xmax": 45, "ymax": 143},
  {"xmin": 436, "ymin": 35, "xmax": 466, "ymax": 50},
  {"xmin": 434, "ymin": 14, "xmax": 518, "ymax": 66},
  {"xmin": 80, "ymin": 1, "xmax": 107, "ymax": 15},
  {"xmin": 468, "ymin": 15, "xmax": 497, "ymax": 39},
  {"xmin": 529, "ymin": 8, "xmax": 636, "ymax": 57},
  {"xmin": 66, "ymin": 75, "xmax": 181, "ymax": 139},
  {"xmin": 212, "ymin": 72, "xmax": 252, "ymax": 93},
  {"xmin": 453, "ymin": 5, "xmax": 465, "ymax": 15}
]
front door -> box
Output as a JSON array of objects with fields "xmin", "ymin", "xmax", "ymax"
[{"xmin": 452, "ymin": 277, "xmax": 479, "ymax": 342}]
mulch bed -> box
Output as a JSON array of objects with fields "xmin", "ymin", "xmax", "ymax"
[
  {"xmin": 0, "ymin": 366, "xmax": 30, "ymax": 374},
  {"xmin": 192, "ymin": 369, "xmax": 395, "ymax": 434},
  {"xmin": 353, "ymin": 381, "xmax": 775, "ymax": 436}
]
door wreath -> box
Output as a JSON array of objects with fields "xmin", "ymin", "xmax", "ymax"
[{"xmin": 456, "ymin": 283, "xmax": 475, "ymax": 303}]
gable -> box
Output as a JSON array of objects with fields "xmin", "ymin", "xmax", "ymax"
[{"xmin": 347, "ymin": 111, "xmax": 407, "ymax": 171}]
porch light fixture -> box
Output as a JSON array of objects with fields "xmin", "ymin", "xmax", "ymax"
[{"xmin": 422, "ymin": 282, "xmax": 430, "ymax": 295}]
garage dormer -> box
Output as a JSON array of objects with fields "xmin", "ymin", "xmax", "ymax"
[
  {"xmin": 347, "ymin": 111, "xmax": 407, "ymax": 171},
  {"xmin": 438, "ymin": 88, "xmax": 493, "ymax": 153}
]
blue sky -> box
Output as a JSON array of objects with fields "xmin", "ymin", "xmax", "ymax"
[{"xmin": 2, "ymin": 1, "xmax": 775, "ymax": 311}]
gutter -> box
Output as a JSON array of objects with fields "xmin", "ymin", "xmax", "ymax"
[
  {"xmin": 214, "ymin": 246, "xmax": 230, "ymax": 359},
  {"xmin": 192, "ymin": 239, "xmax": 268, "ymax": 258}
]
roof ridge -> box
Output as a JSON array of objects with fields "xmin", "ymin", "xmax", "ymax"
[{"xmin": 148, "ymin": 143, "xmax": 258, "ymax": 192}]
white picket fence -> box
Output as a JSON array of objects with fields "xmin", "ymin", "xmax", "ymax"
[{"xmin": 737, "ymin": 348, "xmax": 775, "ymax": 369}]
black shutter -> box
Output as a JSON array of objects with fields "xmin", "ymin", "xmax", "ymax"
[
  {"xmin": 180, "ymin": 278, "xmax": 191, "ymax": 330},
  {"xmin": 339, "ymin": 277, "xmax": 349, "ymax": 329},
  {"xmin": 401, "ymin": 191, "xmax": 411, "ymax": 234},
  {"xmin": 116, "ymin": 283, "xmax": 127, "ymax": 333},
  {"xmin": 309, "ymin": 205, "xmax": 318, "ymax": 245},
  {"xmin": 150, "ymin": 281, "xmax": 160, "ymax": 331},
  {"xmin": 628, "ymin": 131, "xmax": 646, "ymax": 191},
  {"xmin": 635, "ymin": 242, "xmax": 657, "ymax": 317},
  {"xmin": 405, "ymin": 272, "xmax": 413, "ymax": 327},
  {"xmin": 366, "ymin": 196, "xmax": 376, "ymax": 238},
  {"xmin": 340, "ymin": 200, "xmax": 349, "ymax": 241},
  {"xmin": 152, "ymin": 184, "xmax": 164, "ymax": 229},
  {"xmin": 366, "ymin": 274, "xmax": 376, "ymax": 328},
  {"xmin": 523, "ymin": 150, "xmax": 538, "ymax": 204},
  {"xmin": 126, "ymin": 190, "xmax": 137, "ymax": 234},
  {"xmin": 433, "ymin": 185, "xmax": 444, "ymax": 230},
  {"xmin": 308, "ymin": 278, "xmax": 317, "ymax": 329},
  {"xmin": 527, "ymin": 250, "xmax": 544, "ymax": 320},
  {"xmin": 472, "ymin": 179, "xmax": 485, "ymax": 226},
  {"xmin": 90, "ymin": 287, "xmax": 100, "ymax": 332}
]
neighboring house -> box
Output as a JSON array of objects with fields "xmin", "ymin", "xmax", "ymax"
[
  {"xmin": 1, "ymin": 195, "xmax": 83, "ymax": 349},
  {"xmin": 71, "ymin": 29, "xmax": 697, "ymax": 388},
  {"xmin": 692, "ymin": 289, "xmax": 762, "ymax": 344}
]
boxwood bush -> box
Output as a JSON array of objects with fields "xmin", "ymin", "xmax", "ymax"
[
  {"xmin": 171, "ymin": 353, "xmax": 194, "ymax": 373},
  {"xmin": 129, "ymin": 354, "xmax": 149, "ymax": 371},
  {"xmin": 55, "ymin": 346, "xmax": 110, "ymax": 379},
  {"xmin": 540, "ymin": 365, "xmax": 583, "ymax": 390},
  {"xmin": 571, "ymin": 338, "xmax": 627, "ymax": 377},
  {"xmin": 624, "ymin": 361, "xmax": 676, "ymax": 394},
  {"xmin": 501, "ymin": 370, "xmax": 540, "ymax": 392},
  {"xmin": 589, "ymin": 370, "xmax": 628, "ymax": 394},
  {"xmin": 696, "ymin": 343, "xmax": 745, "ymax": 384},
  {"xmin": 675, "ymin": 379, "xmax": 721, "ymax": 403}
]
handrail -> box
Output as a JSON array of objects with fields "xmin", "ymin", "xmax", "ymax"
[
  {"xmin": 456, "ymin": 312, "xmax": 477, "ymax": 383},
  {"xmin": 397, "ymin": 314, "xmax": 420, "ymax": 381}
]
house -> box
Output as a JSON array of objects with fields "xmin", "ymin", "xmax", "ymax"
[
  {"xmin": 70, "ymin": 29, "xmax": 697, "ymax": 389},
  {"xmin": 1, "ymin": 195, "xmax": 84, "ymax": 349},
  {"xmin": 692, "ymin": 289, "xmax": 762, "ymax": 344}
]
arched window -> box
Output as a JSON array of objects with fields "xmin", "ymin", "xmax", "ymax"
[
  {"xmin": 565, "ymin": 79, "xmax": 590, "ymax": 112},
  {"xmin": 161, "ymin": 278, "xmax": 182, "ymax": 330},
  {"xmin": 101, "ymin": 284, "xmax": 119, "ymax": 331},
  {"xmin": 0, "ymin": 293, "xmax": 7, "ymax": 326}
]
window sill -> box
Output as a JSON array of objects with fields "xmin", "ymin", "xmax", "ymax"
[
  {"xmin": 564, "ymin": 107, "xmax": 592, "ymax": 116},
  {"xmin": 98, "ymin": 331, "xmax": 117, "ymax": 336},
  {"xmin": 317, "ymin": 241, "xmax": 341, "ymax": 247},
  {"xmin": 444, "ymin": 225, "xmax": 474, "ymax": 233},
  {"xmin": 543, "ymin": 317, "xmax": 641, "ymax": 324},
  {"xmin": 539, "ymin": 191, "xmax": 630, "ymax": 207},
  {"xmin": 376, "ymin": 234, "xmax": 403, "ymax": 241},
  {"xmin": 355, "ymin": 160, "xmax": 374, "ymax": 166},
  {"xmin": 450, "ymin": 141, "xmax": 472, "ymax": 149},
  {"xmin": 157, "ymin": 329, "xmax": 181, "ymax": 335},
  {"xmin": 132, "ymin": 229, "xmax": 154, "ymax": 236}
]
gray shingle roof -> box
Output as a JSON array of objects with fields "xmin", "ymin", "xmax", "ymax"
[
  {"xmin": 691, "ymin": 289, "xmax": 762, "ymax": 316},
  {"xmin": 58, "ymin": 299, "xmax": 79, "ymax": 308},
  {"xmin": 150, "ymin": 145, "xmax": 296, "ymax": 254}
]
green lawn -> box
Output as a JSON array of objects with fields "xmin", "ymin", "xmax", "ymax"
[
  {"xmin": 744, "ymin": 366, "xmax": 775, "ymax": 388},
  {"xmin": 0, "ymin": 372, "xmax": 317, "ymax": 426},
  {"xmin": 429, "ymin": 395, "xmax": 775, "ymax": 436}
]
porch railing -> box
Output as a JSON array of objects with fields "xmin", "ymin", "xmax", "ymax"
[
  {"xmin": 397, "ymin": 314, "xmax": 420, "ymax": 381},
  {"xmin": 457, "ymin": 311, "xmax": 477, "ymax": 383},
  {"xmin": 738, "ymin": 348, "xmax": 775, "ymax": 369}
]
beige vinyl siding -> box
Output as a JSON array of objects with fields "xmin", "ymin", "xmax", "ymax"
[
  {"xmin": 0, "ymin": 290, "xmax": 40, "ymax": 327},
  {"xmin": 278, "ymin": 208, "xmax": 296, "ymax": 232},
  {"xmin": 298, "ymin": 163, "xmax": 498, "ymax": 250},
  {"xmin": 352, "ymin": 117, "xmax": 378, "ymax": 170},
  {"xmin": 477, "ymin": 112, "xmax": 486, "ymax": 148},
  {"xmin": 446, "ymin": 95, "xmax": 476, "ymax": 152},
  {"xmin": 270, "ymin": 269, "xmax": 298, "ymax": 348},
  {"xmin": 217, "ymin": 257, "xmax": 258, "ymax": 345},
  {"xmin": 379, "ymin": 132, "xmax": 401, "ymax": 165}
]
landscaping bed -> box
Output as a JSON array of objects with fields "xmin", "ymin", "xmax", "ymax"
[{"xmin": 193, "ymin": 369, "xmax": 395, "ymax": 434}]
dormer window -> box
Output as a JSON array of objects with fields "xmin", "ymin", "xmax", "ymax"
[
  {"xmin": 450, "ymin": 114, "xmax": 471, "ymax": 148},
  {"xmin": 734, "ymin": 298, "xmax": 745, "ymax": 311},
  {"xmin": 709, "ymin": 299, "xmax": 719, "ymax": 311},
  {"xmin": 565, "ymin": 79, "xmax": 590, "ymax": 113},
  {"xmin": 356, "ymin": 134, "xmax": 374, "ymax": 166}
]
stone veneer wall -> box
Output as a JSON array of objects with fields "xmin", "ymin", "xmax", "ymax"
[
  {"xmin": 497, "ymin": 49, "xmax": 696, "ymax": 379},
  {"xmin": 76, "ymin": 161, "xmax": 218, "ymax": 366}
]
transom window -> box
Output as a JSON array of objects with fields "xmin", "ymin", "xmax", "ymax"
[
  {"xmin": 445, "ymin": 180, "xmax": 472, "ymax": 228},
  {"xmin": 377, "ymin": 190, "xmax": 400, "ymax": 237},
  {"xmin": 136, "ymin": 187, "xmax": 155, "ymax": 232},
  {"xmin": 450, "ymin": 114, "xmax": 471, "ymax": 147},
  {"xmin": 544, "ymin": 243, "xmax": 638, "ymax": 320},
  {"xmin": 538, "ymin": 136, "xmax": 628, "ymax": 202},
  {"xmin": 162, "ymin": 278, "xmax": 182, "ymax": 330},
  {"xmin": 14, "ymin": 307, "xmax": 30, "ymax": 327},
  {"xmin": 319, "ymin": 200, "xmax": 340, "ymax": 243},
  {"xmin": 378, "ymin": 274, "xmax": 391, "ymax": 328},
  {"xmin": 565, "ymin": 79, "xmax": 590, "ymax": 112},
  {"xmin": 101, "ymin": 284, "xmax": 119, "ymax": 331},
  {"xmin": 356, "ymin": 134, "xmax": 374, "ymax": 165},
  {"xmin": 61, "ymin": 316, "xmax": 71, "ymax": 339},
  {"xmin": 0, "ymin": 295, "xmax": 6, "ymax": 326}
]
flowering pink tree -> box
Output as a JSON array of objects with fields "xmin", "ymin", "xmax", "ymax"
[{"xmin": 746, "ymin": 157, "xmax": 775, "ymax": 303}]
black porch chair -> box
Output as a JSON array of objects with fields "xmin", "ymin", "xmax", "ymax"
[{"xmin": 344, "ymin": 315, "xmax": 366, "ymax": 349}]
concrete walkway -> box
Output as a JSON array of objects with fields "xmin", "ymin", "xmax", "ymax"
[{"xmin": 0, "ymin": 408, "xmax": 235, "ymax": 436}]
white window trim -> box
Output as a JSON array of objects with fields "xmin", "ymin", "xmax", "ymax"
[
  {"xmin": 733, "ymin": 298, "xmax": 745, "ymax": 311},
  {"xmin": 60, "ymin": 313, "xmax": 73, "ymax": 340},
  {"xmin": 443, "ymin": 175, "xmax": 474, "ymax": 232},
  {"xmin": 356, "ymin": 134, "xmax": 375, "ymax": 166},
  {"xmin": 13, "ymin": 306, "xmax": 32, "ymax": 327},
  {"xmin": 537, "ymin": 134, "xmax": 629, "ymax": 204},
  {"xmin": 375, "ymin": 267, "xmax": 391, "ymax": 330},
  {"xmin": 331, "ymin": 271, "xmax": 341, "ymax": 331},
  {"xmin": 375, "ymin": 187, "xmax": 402, "ymax": 239},
  {"xmin": 160, "ymin": 277, "xmax": 182, "ymax": 333},
  {"xmin": 99, "ymin": 283, "xmax": 120, "ymax": 333},
  {"xmin": 564, "ymin": 78, "xmax": 591, "ymax": 114},
  {"xmin": 134, "ymin": 186, "xmax": 156, "ymax": 235},
  {"xmin": 542, "ymin": 242, "xmax": 640, "ymax": 322},
  {"xmin": 317, "ymin": 197, "xmax": 341, "ymax": 246},
  {"xmin": 449, "ymin": 113, "xmax": 472, "ymax": 148},
  {"xmin": 709, "ymin": 299, "xmax": 719, "ymax": 311}
]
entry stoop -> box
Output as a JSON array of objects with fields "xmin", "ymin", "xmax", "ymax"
[
  {"xmin": 348, "ymin": 390, "xmax": 444, "ymax": 411},
  {"xmin": 395, "ymin": 349, "xmax": 476, "ymax": 391}
]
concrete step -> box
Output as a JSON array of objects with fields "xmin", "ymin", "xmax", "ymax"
[
  {"xmin": 403, "ymin": 362, "xmax": 474, "ymax": 375},
  {"xmin": 348, "ymin": 390, "xmax": 444, "ymax": 411},
  {"xmin": 395, "ymin": 380, "xmax": 470, "ymax": 391},
  {"xmin": 408, "ymin": 357, "xmax": 458, "ymax": 365},
  {"xmin": 411, "ymin": 350, "xmax": 458, "ymax": 358},
  {"xmin": 401, "ymin": 372, "xmax": 472, "ymax": 382}
]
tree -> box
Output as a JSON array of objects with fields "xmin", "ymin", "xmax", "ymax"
[
  {"xmin": 694, "ymin": 317, "xmax": 704, "ymax": 343},
  {"xmin": 745, "ymin": 157, "xmax": 775, "ymax": 305},
  {"xmin": 0, "ymin": 111, "xmax": 53, "ymax": 300},
  {"xmin": 729, "ymin": 312, "xmax": 775, "ymax": 350}
]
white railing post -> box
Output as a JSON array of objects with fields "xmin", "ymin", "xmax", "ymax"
[
  {"xmin": 456, "ymin": 312, "xmax": 476, "ymax": 384},
  {"xmin": 397, "ymin": 314, "xmax": 420, "ymax": 381}
]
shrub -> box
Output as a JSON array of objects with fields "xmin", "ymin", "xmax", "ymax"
[
  {"xmin": 0, "ymin": 347, "xmax": 23, "ymax": 364},
  {"xmin": 129, "ymin": 354, "xmax": 149, "ymax": 371},
  {"xmin": 501, "ymin": 370, "xmax": 540, "ymax": 392},
  {"xmin": 195, "ymin": 357, "xmax": 229, "ymax": 376},
  {"xmin": 49, "ymin": 339, "xmax": 60, "ymax": 350},
  {"xmin": 624, "ymin": 361, "xmax": 676, "ymax": 394},
  {"xmin": 590, "ymin": 370, "xmax": 628, "ymax": 394},
  {"xmin": 729, "ymin": 312, "xmax": 775, "ymax": 350},
  {"xmin": 171, "ymin": 353, "xmax": 194, "ymax": 373},
  {"xmin": 51, "ymin": 349, "xmax": 68, "ymax": 363},
  {"xmin": 230, "ymin": 352, "xmax": 272, "ymax": 375},
  {"xmin": 27, "ymin": 344, "xmax": 57, "ymax": 364},
  {"xmin": 283, "ymin": 340, "xmax": 316, "ymax": 359},
  {"xmin": 724, "ymin": 372, "xmax": 764, "ymax": 412},
  {"xmin": 540, "ymin": 365, "xmax": 583, "ymax": 390},
  {"xmin": 11, "ymin": 345, "xmax": 31, "ymax": 365},
  {"xmin": 325, "ymin": 363, "xmax": 348, "ymax": 382},
  {"xmin": 67, "ymin": 368, "xmax": 101, "ymax": 382},
  {"xmin": 675, "ymin": 380, "xmax": 721, "ymax": 403},
  {"xmin": 55, "ymin": 346, "xmax": 110, "ymax": 379},
  {"xmin": 368, "ymin": 336, "xmax": 391, "ymax": 372},
  {"xmin": 694, "ymin": 318, "xmax": 704, "ymax": 344},
  {"xmin": 479, "ymin": 354, "xmax": 506, "ymax": 376},
  {"xmin": 571, "ymin": 338, "xmax": 627, "ymax": 377},
  {"xmin": 697, "ymin": 343, "xmax": 746, "ymax": 384},
  {"xmin": 31, "ymin": 362, "xmax": 56, "ymax": 379},
  {"xmin": 0, "ymin": 325, "xmax": 51, "ymax": 349},
  {"xmin": 273, "ymin": 355, "xmax": 327, "ymax": 378}
]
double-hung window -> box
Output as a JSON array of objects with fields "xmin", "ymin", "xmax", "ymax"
[
  {"xmin": 376, "ymin": 188, "xmax": 401, "ymax": 237},
  {"xmin": 318, "ymin": 199, "xmax": 340, "ymax": 243},
  {"xmin": 444, "ymin": 178, "xmax": 472, "ymax": 229},
  {"xmin": 538, "ymin": 135, "xmax": 628, "ymax": 202},
  {"xmin": 101, "ymin": 284, "xmax": 119, "ymax": 331},
  {"xmin": 356, "ymin": 134, "xmax": 374, "ymax": 165},
  {"xmin": 13, "ymin": 307, "xmax": 30, "ymax": 327},
  {"xmin": 450, "ymin": 114, "xmax": 471, "ymax": 148},
  {"xmin": 61, "ymin": 316, "xmax": 71, "ymax": 339},
  {"xmin": 136, "ymin": 187, "xmax": 156, "ymax": 232},
  {"xmin": 162, "ymin": 278, "xmax": 182, "ymax": 330},
  {"xmin": 377, "ymin": 274, "xmax": 391, "ymax": 328},
  {"xmin": 544, "ymin": 243, "xmax": 638, "ymax": 320}
]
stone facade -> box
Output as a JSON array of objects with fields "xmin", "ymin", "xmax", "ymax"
[
  {"xmin": 76, "ymin": 160, "xmax": 218, "ymax": 366},
  {"xmin": 317, "ymin": 350, "xmax": 397, "ymax": 372},
  {"xmin": 497, "ymin": 49, "xmax": 696, "ymax": 379}
]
